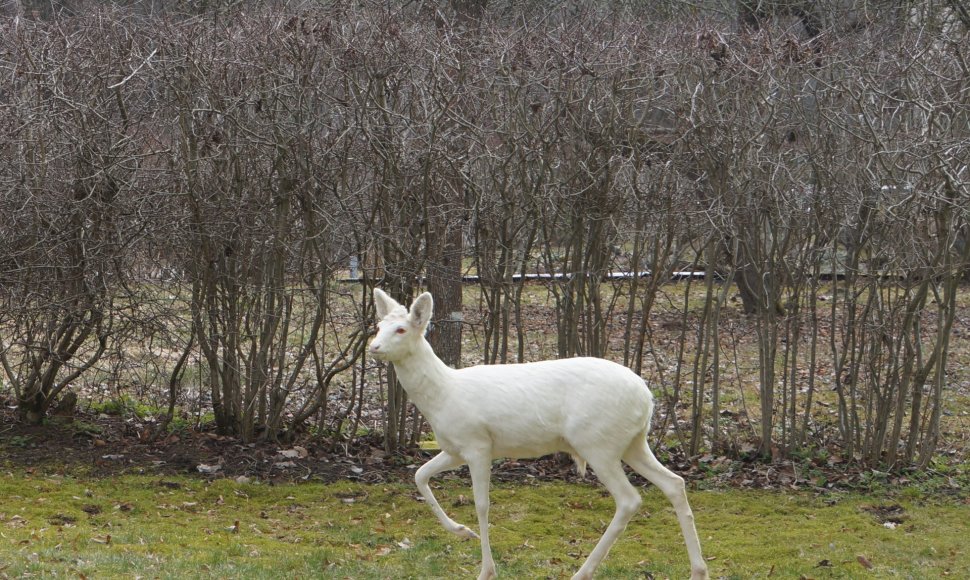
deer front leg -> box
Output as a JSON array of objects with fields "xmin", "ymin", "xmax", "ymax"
[
  {"xmin": 467, "ymin": 453, "xmax": 497, "ymax": 580},
  {"xmin": 415, "ymin": 451, "xmax": 478, "ymax": 540}
]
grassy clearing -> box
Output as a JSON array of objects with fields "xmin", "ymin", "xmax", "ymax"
[{"xmin": 0, "ymin": 470, "xmax": 966, "ymax": 579}]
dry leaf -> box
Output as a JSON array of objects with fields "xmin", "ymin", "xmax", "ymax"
[{"xmin": 278, "ymin": 446, "xmax": 309, "ymax": 459}]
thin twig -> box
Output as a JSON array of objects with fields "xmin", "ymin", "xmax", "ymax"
[{"xmin": 108, "ymin": 48, "xmax": 158, "ymax": 90}]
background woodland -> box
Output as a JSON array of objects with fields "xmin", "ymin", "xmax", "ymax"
[{"xmin": 1, "ymin": 0, "xmax": 968, "ymax": 471}]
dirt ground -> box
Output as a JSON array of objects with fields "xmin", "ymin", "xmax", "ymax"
[
  {"xmin": 0, "ymin": 405, "xmax": 398, "ymax": 484},
  {"xmin": 5, "ymin": 401, "xmax": 966, "ymax": 500},
  {"xmin": 0, "ymin": 403, "xmax": 602, "ymax": 486}
]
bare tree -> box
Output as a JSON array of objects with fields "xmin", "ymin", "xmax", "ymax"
[
  {"xmin": 1, "ymin": 2, "xmax": 965, "ymax": 470},
  {"xmin": 0, "ymin": 12, "xmax": 160, "ymax": 423}
]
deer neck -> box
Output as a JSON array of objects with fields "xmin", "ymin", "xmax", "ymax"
[{"xmin": 390, "ymin": 339, "xmax": 454, "ymax": 414}]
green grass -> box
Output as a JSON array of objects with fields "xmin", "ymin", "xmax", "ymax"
[{"xmin": 0, "ymin": 470, "xmax": 966, "ymax": 578}]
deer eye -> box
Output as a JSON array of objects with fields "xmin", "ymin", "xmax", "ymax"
[{"xmin": 395, "ymin": 327, "xmax": 407, "ymax": 334}]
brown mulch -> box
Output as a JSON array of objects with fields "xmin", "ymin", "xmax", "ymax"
[
  {"xmin": 0, "ymin": 405, "xmax": 591, "ymax": 485},
  {"xmin": 0, "ymin": 407, "xmax": 406, "ymax": 484},
  {"xmin": 1, "ymin": 404, "xmax": 966, "ymax": 500}
]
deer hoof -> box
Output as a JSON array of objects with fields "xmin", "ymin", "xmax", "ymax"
[{"xmin": 452, "ymin": 524, "xmax": 479, "ymax": 540}]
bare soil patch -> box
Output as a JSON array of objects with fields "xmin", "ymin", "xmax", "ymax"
[{"xmin": 4, "ymin": 401, "xmax": 965, "ymax": 500}]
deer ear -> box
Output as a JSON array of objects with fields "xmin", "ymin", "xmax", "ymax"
[
  {"xmin": 409, "ymin": 292, "xmax": 434, "ymax": 330},
  {"xmin": 373, "ymin": 288, "xmax": 399, "ymax": 320}
]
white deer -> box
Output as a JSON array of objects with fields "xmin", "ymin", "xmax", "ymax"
[{"xmin": 368, "ymin": 289, "xmax": 709, "ymax": 580}]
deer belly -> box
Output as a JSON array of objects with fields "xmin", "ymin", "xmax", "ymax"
[{"xmin": 490, "ymin": 431, "xmax": 571, "ymax": 460}]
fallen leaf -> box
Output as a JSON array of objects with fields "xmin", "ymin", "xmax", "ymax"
[{"xmin": 278, "ymin": 449, "xmax": 302, "ymax": 459}]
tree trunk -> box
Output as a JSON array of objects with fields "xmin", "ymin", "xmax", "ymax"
[{"xmin": 427, "ymin": 214, "xmax": 464, "ymax": 369}]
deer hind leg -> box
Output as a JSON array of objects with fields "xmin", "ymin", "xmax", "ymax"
[
  {"xmin": 414, "ymin": 451, "xmax": 478, "ymax": 540},
  {"xmin": 570, "ymin": 458, "xmax": 642, "ymax": 580},
  {"xmin": 624, "ymin": 439, "xmax": 709, "ymax": 580}
]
